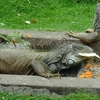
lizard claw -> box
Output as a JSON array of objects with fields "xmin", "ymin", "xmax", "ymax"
[
  {"xmin": 45, "ymin": 72, "xmax": 61, "ymax": 79},
  {"xmin": 66, "ymin": 31, "xmax": 74, "ymax": 36}
]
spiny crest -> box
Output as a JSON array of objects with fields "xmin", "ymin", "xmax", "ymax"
[{"xmin": 33, "ymin": 38, "xmax": 69, "ymax": 52}]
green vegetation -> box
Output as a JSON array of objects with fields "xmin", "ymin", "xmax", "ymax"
[
  {"xmin": 0, "ymin": 91, "xmax": 100, "ymax": 100},
  {"xmin": 0, "ymin": 0, "xmax": 97, "ymax": 32},
  {"xmin": 0, "ymin": 32, "xmax": 31, "ymax": 47}
]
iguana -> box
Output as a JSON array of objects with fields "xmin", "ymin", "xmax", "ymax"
[
  {"xmin": 0, "ymin": 39, "xmax": 95, "ymax": 78},
  {"xmin": 67, "ymin": 3, "xmax": 100, "ymax": 43}
]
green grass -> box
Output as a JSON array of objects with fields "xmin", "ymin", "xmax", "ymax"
[
  {"xmin": 0, "ymin": 91, "xmax": 100, "ymax": 100},
  {"xmin": 0, "ymin": 0, "xmax": 97, "ymax": 32}
]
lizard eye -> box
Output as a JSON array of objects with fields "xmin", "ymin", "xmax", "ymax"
[{"xmin": 67, "ymin": 59, "xmax": 74, "ymax": 64}]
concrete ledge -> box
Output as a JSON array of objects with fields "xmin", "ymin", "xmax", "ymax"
[
  {"xmin": 0, "ymin": 29, "xmax": 100, "ymax": 55},
  {"xmin": 0, "ymin": 74, "xmax": 100, "ymax": 95},
  {"xmin": 0, "ymin": 29, "xmax": 78, "ymax": 40}
]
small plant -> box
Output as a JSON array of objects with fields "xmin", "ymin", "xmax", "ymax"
[{"xmin": 0, "ymin": 32, "xmax": 31, "ymax": 48}]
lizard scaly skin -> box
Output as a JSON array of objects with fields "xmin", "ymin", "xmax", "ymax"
[{"xmin": 0, "ymin": 40, "xmax": 94, "ymax": 78}]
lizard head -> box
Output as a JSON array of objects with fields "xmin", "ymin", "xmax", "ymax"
[{"xmin": 61, "ymin": 43, "xmax": 94, "ymax": 68}]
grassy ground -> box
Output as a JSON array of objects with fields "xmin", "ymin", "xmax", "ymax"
[
  {"xmin": 0, "ymin": 0, "xmax": 97, "ymax": 32},
  {"xmin": 0, "ymin": 91, "xmax": 100, "ymax": 100}
]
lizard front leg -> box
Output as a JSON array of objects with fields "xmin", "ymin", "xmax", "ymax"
[
  {"xmin": 31, "ymin": 60, "xmax": 61, "ymax": 78},
  {"xmin": 67, "ymin": 31, "xmax": 98, "ymax": 43}
]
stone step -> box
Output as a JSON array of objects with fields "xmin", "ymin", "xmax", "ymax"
[
  {"xmin": 0, "ymin": 29, "xmax": 100, "ymax": 96},
  {"xmin": 0, "ymin": 74, "xmax": 100, "ymax": 95}
]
